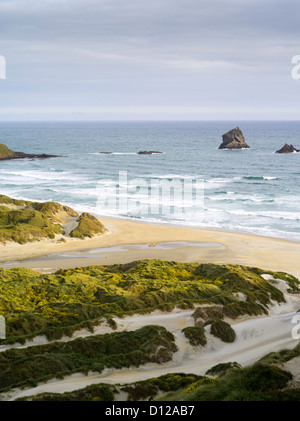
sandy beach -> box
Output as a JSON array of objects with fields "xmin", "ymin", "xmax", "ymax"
[
  {"xmin": 2, "ymin": 0, "xmax": 300, "ymax": 402},
  {"xmin": 1, "ymin": 216, "xmax": 300, "ymax": 401},
  {"xmin": 1, "ymin": 216, "xmax": 300, "ymax": 279}
]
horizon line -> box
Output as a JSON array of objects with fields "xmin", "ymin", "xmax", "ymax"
[{"xmin": 0, "ymin": 119, "xmax": 300, "ymax": 123}]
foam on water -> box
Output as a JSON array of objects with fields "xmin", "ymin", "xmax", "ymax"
[{"xmin": 0, "ymin": 121, "xmax": 299, "ymax": 241}]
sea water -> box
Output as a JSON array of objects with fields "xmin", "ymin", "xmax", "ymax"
[{"xmin": 0, "ymin": 120, "xmax": 299, "ymax": 241}]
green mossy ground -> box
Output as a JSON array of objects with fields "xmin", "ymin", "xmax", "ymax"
[
  {"xmin": 259, "ymin": 341, "xmax": 300, "ymax": 365},
  {"xmin": 205, "ymin": 361, "xmax": 242, "ymax": 376},
  {"xmin": 0, "ymin": 195, "xmax": 106, "ymax": 244},
  {"xmin": 0, "ymin": 260, "xmax": 298, "ymax": 345},
  {"xmin": 17, "ymin": 384, "xmax": 116, "ymax": 401},
  {"xmin": 16, "ymin": 373, "xmax": 202, "ymax": 401},
  {"xmin": 159, "ymin": 363, "xmax": 298, "ymax": 401},
  {"xmin": 205, "ymin": 319, "xmax": 236, "ymax": 343},
  {"xmin": 181, "ymin": 326, "xmax": 207, "ymax": 346},
  {"xmin": 70, "ymin": 212, "xmax": 106, "ymax": 238},
  {"xmin": 0, "ymin": 325, "xmax": 177, "ymax": 392},
  {"xmin": 16, "ymin": 344, "xmax": 300, "ymax": 401},
  {"xmin": 0, "ymin": 207, "xmax": 64, "ymax": 243},
  {"xmin": 158, "ymin": 342, "xmax": 300, "ymax": 401},
  {"xmin": 0, "ymin": 259, "xmax": 299, "ymax": 400},
  {"xmin": 0, "ymin": 144, "xmax": 15, "ymax": 159}
]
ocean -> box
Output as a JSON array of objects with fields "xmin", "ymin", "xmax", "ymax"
[{"xmin": 0, "ymin": 120, "xmax": 299, "ymax": 241}]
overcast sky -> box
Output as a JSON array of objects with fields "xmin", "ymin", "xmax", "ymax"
[{"xmin": 0, "ymin": 0, "xmax": 299, "ymax": 120}]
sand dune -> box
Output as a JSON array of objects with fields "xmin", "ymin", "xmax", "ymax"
[
  {"xmin": 4, "ymin": 281, "xmax": 300, "ymax": 401},
  {"xmin": 1, "ymin": 217, "xmax": 300, "ymax": 400}
]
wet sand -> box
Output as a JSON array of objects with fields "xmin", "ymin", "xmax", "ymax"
[{"xmin": 0, "ymin": 217, "xmax": 300, "ymax": 278}]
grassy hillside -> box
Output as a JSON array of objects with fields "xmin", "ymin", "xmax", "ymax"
[
  {"xmin": 158, "ymin": 342, "xmax": 300, "ymax": 401},
  {"xmin": 0, "ymin": 259, "xmax": 299, "ymax": 400},
  {"xmin": 0, "ymin": 144, "xmax": 15, "ymax": 159},
  {"xmin": 15, "ymin": 343, "xmax": 300, "ymax": 401},
  {"xmin": 0, "ymin": 195, "xmax": 106, "ymax": 244},
  {"xmin": 0, "ymin": 325, "xmax": 177, "ymax": 392},
  {"xmin": 0, "ymin": 260, "xmax": 298, "ymax": 345}
]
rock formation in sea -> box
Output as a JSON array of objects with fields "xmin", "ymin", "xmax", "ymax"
[
  {"xmin": 0, "ymin": 143, "xmax": 61, "ymax": 161},
  {"xmin": 275, "ymin": 144, "xmax": 300, "ymax": 154},
  {"xmin": 137, "ymin": 151, "xmax": 163, "ymax": 154},
  {"xmin": 219, "ymin": 127, "xmax": 250, "ymax": 150}
]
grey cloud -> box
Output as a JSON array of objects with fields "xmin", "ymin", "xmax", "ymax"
[
  {"xmin": 0, "ymin": 0, "xmax": 299, "ymax": 119},
  {"xmin": 1, "ymin": 0, "xmax": 299, "ymax": 43}
]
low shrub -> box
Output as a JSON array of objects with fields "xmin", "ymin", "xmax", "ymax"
[
  {"xmin": 181, "ymin": 326, "xmax": 207, "ymax": 347},
  {"xmin": 205, "ymin": 319, "xmax": 236, "ymax": 343}
]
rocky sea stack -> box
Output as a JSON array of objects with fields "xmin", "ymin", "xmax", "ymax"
[
  {"xmin": 219, "ymin": 127, "xmax": 250, "ymax": 150},
  {"xmin": 275, "ymin": 144, "xmax": 300, "ymax": 154},
  {"xmin": 137, "ymin": 151, "xmax": 163, "ymax": 155},
  {"xmin": 0, "ymin": 143, "xmax": 61, "ymax": 161}
]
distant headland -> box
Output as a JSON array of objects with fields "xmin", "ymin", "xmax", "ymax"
[{"xmin": 0, "ymin": 143, "xmax": 62, "ymax": 161}]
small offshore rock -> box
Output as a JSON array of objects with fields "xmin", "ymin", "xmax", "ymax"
[
  {"xmin": 137, "ymin": 151, "xmax": 163, "ymax": 155},
  {"xmin": 275, "ymin": 144, "xmax": 300, "ymax": 154},
  {"xmin": 219, "ymin": 127, "xmax": 250, "ymax": 150}
]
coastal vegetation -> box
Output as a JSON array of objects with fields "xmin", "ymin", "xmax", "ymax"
[
  {"xmin": 18, "ymin": 384, "xmax": 116, "ymax": 401},
  {"xmin": 0, "ymin": 195, "xmax": 106, "ymax": 244},
  {"xmin": 155, "ymin": 343, "xmax": 300, "ymax": 401},
  {"xmin": 160, "ymin": 363, "xmax": 299, "ymax": 401},
  {"xmin": 0, "ymin": 258, "xmax": 299, "ymax": 400},
  {"xmin": 157, "ymin": 343, "xmax": 300, "ymax": 401},
  {"xmin": 14, "ymin": 344, "xmax": 300, "ymax": 401},
  {"xmin": 69, "ymin": 212, "xmax": 106, "ymax": 239},
  {"xmin": 0, "ymin": 144, "xmax": 15, "ymax": 159},
  {"xmin": 170, "ymin": 341, "xmax": 300, "ymax": 401},
  {"xmin": 0, "ymin": 259, "xmax": 298, "ymax": 345},
  {"xmin": 204, "ymin": 319, "xmax": 236, "ymax": 343},
  {"xmin": 16, "ymin": 373, "xmax": 203, "ymax": 401},
  {"xmin": 205, "ymin": 362, "xmax": 242, "ymax": 376},
  {"xmin": 0, "ymin": 325, "xmax": 177, "ymax": 392},
  {"xmin": 181, "ymin": 326, "xmax": 207, "ymax": 346}
]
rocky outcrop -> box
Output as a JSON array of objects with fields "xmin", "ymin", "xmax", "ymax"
[
  {"xmin": 275, "ymin": 144, "xmax": 300, "ymax": 154},
  {"xmin": 0, "ymin": 143, "xmax": 61, "ymax": 161},
  {"xmin": 0, "ymin": 144, "xmax": 15, "ymax": 159},
  {"xmin": 219, "ymin": 127, "xmax": 250, "ymax": 150},
  {"xmin": 137, "ymin": 151, "xmax": 163, "ymax": 155}
]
